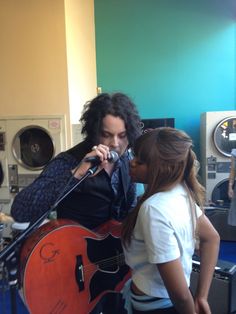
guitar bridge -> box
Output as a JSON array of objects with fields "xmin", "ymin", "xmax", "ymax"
[{"xmin": 75, "ymin": 255, "xmax": 84, "ymax": 291}]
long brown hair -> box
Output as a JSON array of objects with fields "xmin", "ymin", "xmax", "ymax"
[{"xmin": 121, "ymin": 127, "xmax": 205, "ymax": 247}]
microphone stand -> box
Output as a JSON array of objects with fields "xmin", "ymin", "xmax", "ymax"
[{"xmin": 0, "ymin": 164, "xmax": 98, "ymax": 314}]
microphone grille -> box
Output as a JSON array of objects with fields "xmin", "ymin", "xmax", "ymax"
[{"xmin": 110, "ymin": 151, "xmax": 119, "ymax": 162}]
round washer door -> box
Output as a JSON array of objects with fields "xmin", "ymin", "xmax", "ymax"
[
  {"xmin": 213, "ymin": 116, "xmax": 236, "ymax": 157},
  {"xmin": 211, "ymin": 179, "xmax": 231, "ymax": 208},
  {"xmin": 0, "ymin": 161, "xmax": 3, "ymax": 186},
  {"xmin": 12, "ymin": 126, "xmax": 55, "ymax": 170}
]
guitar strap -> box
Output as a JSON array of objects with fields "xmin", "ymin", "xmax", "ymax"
[
  {"xmin": 119, "ymin": 158, "xmax": 128, "ymax": 205},
  {"xmin": 120, "ymin": 148, "xmax": 135, "ymax": 205}
]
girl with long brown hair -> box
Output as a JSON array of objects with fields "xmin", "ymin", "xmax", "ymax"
[{"xmin": 122, "ymin": 127, "xmax": 220, "ymax": 314}]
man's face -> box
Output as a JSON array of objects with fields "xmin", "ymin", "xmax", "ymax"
[{"xmin": 99, "ymin": 114, "xmax": 129, "ymax": 156}]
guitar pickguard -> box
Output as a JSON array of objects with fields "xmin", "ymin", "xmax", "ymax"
[{"xmin": 85, "ymin": 234, "xmax": 129, "ymax": 302}]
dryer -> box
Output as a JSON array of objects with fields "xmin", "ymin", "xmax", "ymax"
[
  {"xmin": 200, "ymin": 111, "xmax": 236, "ymax": 206},
  {"xmin": 0, "ymin": 116, "xmax": 67, "ymax": 214},
  {"xmin": 0, "ymin": 120, "xmax": 10, "ymax": 213}
]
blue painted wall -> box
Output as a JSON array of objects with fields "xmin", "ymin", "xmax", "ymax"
[{"xmin": 94, "ymin": 0, "xmax": 236, "ymax": 157}]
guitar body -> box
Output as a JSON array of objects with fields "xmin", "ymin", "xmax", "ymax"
[{"xmin": 20, "ymin": 219, "xmax": 130, "ymax": 314}]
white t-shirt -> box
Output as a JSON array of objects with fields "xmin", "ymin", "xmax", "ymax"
[{"xmin": 123, "ymin": 183, "xmax": 202, "ymax": 298}]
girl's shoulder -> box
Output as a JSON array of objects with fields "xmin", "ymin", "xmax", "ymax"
[
  {"xmin": 140, "ymin": 184, "xmax": 187, "ymax": 212},
  {"xmin": 144, "ymin": 184, "xmax": 185, "ymax": 202}
]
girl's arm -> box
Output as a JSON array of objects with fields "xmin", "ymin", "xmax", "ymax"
[
  {"xmin": 194, "ymin": 214, "xmax": 220, "ymax": 313},
  {"xmin": 158, "ymin": 258, "xmax": 196, "ymax": 314}
]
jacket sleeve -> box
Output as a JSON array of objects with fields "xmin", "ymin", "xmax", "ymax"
[{"xmin": 10, "ymin": 153, "xmax": 79, "ymax": 222}]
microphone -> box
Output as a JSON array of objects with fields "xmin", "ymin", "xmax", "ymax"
[{"xmin": 84, "ymin": 150, "xmax": 119, "ymax": 165}]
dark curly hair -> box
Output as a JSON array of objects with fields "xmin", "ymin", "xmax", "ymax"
[{"xmin": 80, "ymin": 92, "xmax": 142, "ymax": 147}]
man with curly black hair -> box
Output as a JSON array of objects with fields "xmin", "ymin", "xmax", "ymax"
[
  {"xmin": 11, "ymin": 92, "xmax": 142, "ymax": 314},
  {"xmin": 11, "ymin": 92, "xmax": 142, "ymax": 227}
]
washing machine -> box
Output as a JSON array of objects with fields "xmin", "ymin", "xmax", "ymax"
[
  {"xmin": 200, "ymin": 111, "xmax": 236, "ymax": 206},
  {"xmin": 0, "ymin": 116, "xmax": 67, "ymax": 215},
  {"xmin": 0, "ymin": 120, "xmax": 10, "ymax": 213}
]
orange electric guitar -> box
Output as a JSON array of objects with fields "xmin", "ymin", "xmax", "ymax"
[{"xmin": 19, "ymin": 219, "xmax": 130, "ymax": 314}]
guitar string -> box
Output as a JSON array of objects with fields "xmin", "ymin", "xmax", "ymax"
[
  {"xmin": 83, "ymin": 253, "xmax": 125, "ymax": 270},
  {"xmin": 82, "ymin": 254, "xmax": 126, "ymax": 273}
]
